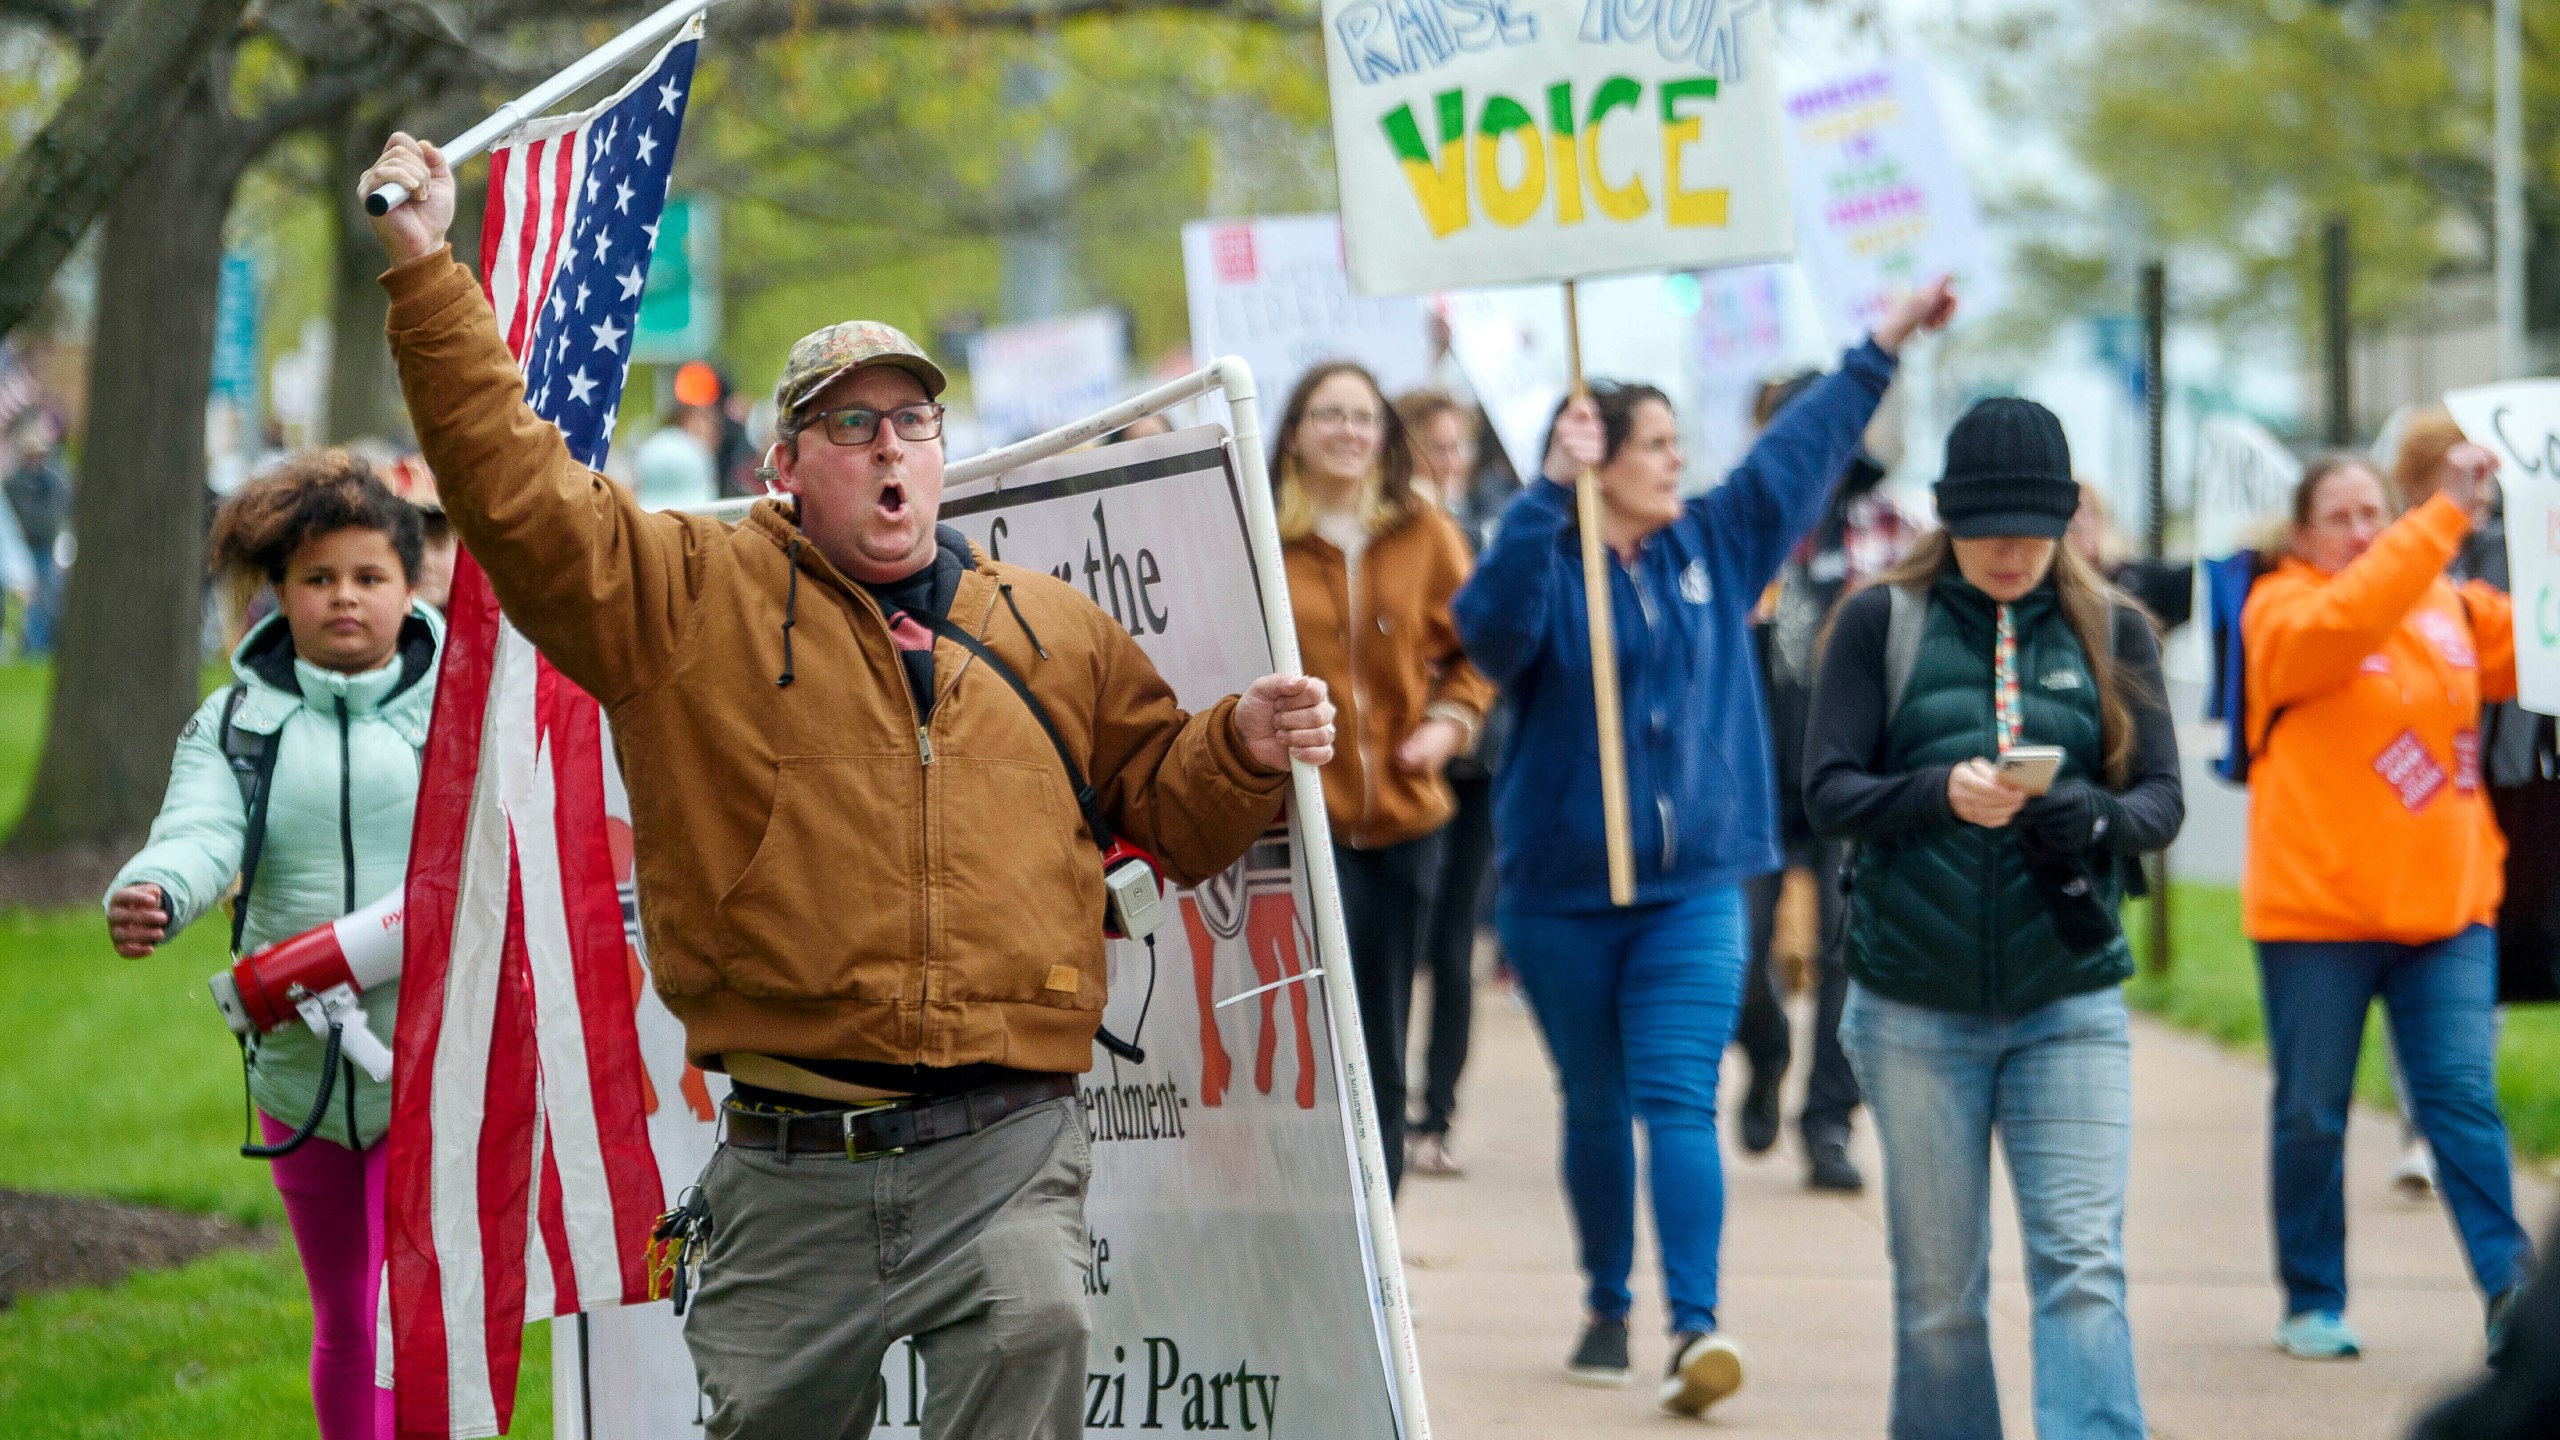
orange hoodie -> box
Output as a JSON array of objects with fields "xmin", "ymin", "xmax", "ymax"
[{"xmin": 2242, "ymin": 494, "xmax": 2516, "ymax": 944}]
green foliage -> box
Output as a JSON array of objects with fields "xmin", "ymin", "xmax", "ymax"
[
  {"xmin": 0, "ymin": 1244, "xmax": 551, "ymax": 1438},
  {"xmin": 686, "ymin": 14, "xmax": 1332, "ymax": 406},
  {"xmin": 2128, "ymin": 884, "xmax": 2560, "ymax": 1165},
  {"xmin": 1975, "ymin": 0, "xmax": 2560, "ymax": 345}
]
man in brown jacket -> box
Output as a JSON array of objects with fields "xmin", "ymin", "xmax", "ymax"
[{"xmin": 362, "ymin": 135, "xmax": 1336, "ymax": 1440}]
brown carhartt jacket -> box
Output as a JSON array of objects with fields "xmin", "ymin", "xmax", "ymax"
[
  {"xmin": 382, "ymin": 249, "xmax": 1287, "ymax": 1075},
  {"xmin": 1282, "ymin": 504, "xmax": 1496, "ymax": 850}
]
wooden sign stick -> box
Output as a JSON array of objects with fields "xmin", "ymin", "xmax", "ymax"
[{"xmin": 1563, "ymin": 280, "xmax": 1637, "ymax": 905}]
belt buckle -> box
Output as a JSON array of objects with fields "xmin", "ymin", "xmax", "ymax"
[{"xmin": 841, "ymin": 1110, "xmax": 905, "ymax": 1164}]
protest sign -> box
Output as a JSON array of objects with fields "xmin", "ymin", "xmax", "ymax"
[
  {"xmin": 2192, "ymin": 413, "xmax": 2303, "ymax": 560},
  {"xmin": 1436, "ymin": 273, "xmax": 1693, "ymax": 485},
  {"xmin": 559, "ymin": 425, "xmax": 1414, "ymax": 1439},
  {"xmin": 1779, "ymin": 62, "xmax": 2000, "ymax": 345},
  {"xmin": 1320, "ymin": 0, "xmax": 1792, "ymax": 297},
  {"xmin": 1181, "ymin": 213, "xmax": 1432, "ymax": 421},
  {"xmin": 2446, "ymin": 380, "xmax": 2560, "ymax": 716},
  {"xmin": 968, "ymin": 308, "xmax": 1131, "ymax": 446}
]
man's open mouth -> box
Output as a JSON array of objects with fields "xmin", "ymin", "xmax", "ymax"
[{"xmin": 877, "ymin": 482, "xmax": 907, "ymax": 519}]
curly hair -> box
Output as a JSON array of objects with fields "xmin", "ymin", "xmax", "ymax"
[{"xmin": 208, "ymin": 449, "xmax": 425, "ymax": 587}]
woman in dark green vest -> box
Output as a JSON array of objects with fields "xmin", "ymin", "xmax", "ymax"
[{"xmin": 1803, "ymin": 398, "xmax": 2184, "ymax": 1440}]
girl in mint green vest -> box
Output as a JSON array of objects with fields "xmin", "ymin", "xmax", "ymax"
[{"xmin": 106, "ymin": 452, "xmax": 440, "ymax": 1440}]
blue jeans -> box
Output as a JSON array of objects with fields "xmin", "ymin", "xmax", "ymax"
[
  {"xmin": 1840, "ymin": 984, "xmax": 2144, "ymax": 1440},
  {"xmin": 2257, "ymin": 925, "xmax": 2532, "ymax": 1317},
  {"xmin": 1500, "ymin": 888, "xmax": 1745, "ymax": 1336}
]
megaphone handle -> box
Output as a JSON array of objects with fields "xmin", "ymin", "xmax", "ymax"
[{"xmin": 339, "ymin": 1020, "xmax": 394, "ymax": 1085}]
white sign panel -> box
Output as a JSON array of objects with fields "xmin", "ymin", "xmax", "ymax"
[
  {"xmin": 1321, "ymin": 0, "xmax": 1793, "ymax": 296},
  {"xmin": 2192, "ymin": 413, "xmax": 2304, "ymax": 560},
  {"xmin": 1181, "ymin": 214, "xmax": 1433, "ymax": 420},
  {"xmin": 969, "ymin": 308, "xmax": 1131, "ymax": 447},
  {"xmin": 560, "ymin": 427, "xmax": 1410, "ymax": 1437},
  {"xmin": 2446, "ymin": 379, "xmax": 2560, "ymax": 716},
  {"xmin": 1780, "ymin": 62, "xmax": 2000, "ymax": 346},
  {"xmin": 1438, "ymin": 275, "xmax": 1698, "ymax": 484}
]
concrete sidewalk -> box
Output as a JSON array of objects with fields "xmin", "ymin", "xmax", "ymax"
[{"xmin": 1395, "ymin": 985, "xmax": 2553, "ymax": 1438}]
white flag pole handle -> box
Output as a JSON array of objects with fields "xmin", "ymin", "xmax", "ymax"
[{"xmin": 364, "ymin": 0, "xmax": 714, "ymax": 217}]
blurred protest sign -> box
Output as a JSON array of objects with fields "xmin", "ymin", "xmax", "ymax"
[
  {"xmin": 1321, "ymin": 0, "xmax": 1792, "ymax": 297},
  {"xmin": 968, "ymin": 308, "xmax": 1130, "ymax": 446},
  {"xmin": 1437, "ymin": 274, "xmax": 1692, "ymax": 485},
  {"xmin": 1780, "ymin": 61, "xmax": 1999, "ymax": 346},
  {"xmin": 2447, "ymin": 380, "xmax": 2560, "ymax": 715},
  {"xmin": 1182, "ymin": 213, "xmax": 1431, "ymax": 419},
  {"xmin": 2192, "ymin": 414, "xmax": 2303, "ymax": 560}
]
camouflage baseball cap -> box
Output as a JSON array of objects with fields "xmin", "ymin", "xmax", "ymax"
[{"xmin": 773, "ymin": 320, "xmax": 948, "ymax": 419}]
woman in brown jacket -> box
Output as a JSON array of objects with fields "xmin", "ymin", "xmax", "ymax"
[{"xmin": 1275, "ymin": 361, "xmax": 1495, "ymax": 1194}]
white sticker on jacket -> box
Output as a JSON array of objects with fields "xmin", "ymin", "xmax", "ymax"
[{"xmin": 2415, "ymin": 609, "xmax": 2477, "ymax": 669}]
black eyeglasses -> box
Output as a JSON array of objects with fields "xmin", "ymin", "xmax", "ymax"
[{"xmin": 804, "ymin": 403, "xmax": 946, "ymax": 447}]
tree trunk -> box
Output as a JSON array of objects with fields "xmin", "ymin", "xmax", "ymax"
[
  {"xmin": 7, "ymin": 78, "xmax": 245, "ymax": 858},
  {"xmin": 325, "ymin": 113, "xmax": 410, "ymax": 447},
  {"xmin": 0, "ymin": 0, "xmax": 252, "ymax": 339}
]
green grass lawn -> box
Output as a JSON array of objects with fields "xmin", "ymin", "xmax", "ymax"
[
  {"xmin": 1, "ymin": 663, "xmax": 553, "ymax": 1435},
  {"xmin": 2129, "ymin": 884, "xmax": 2560, "ymax": 1167}
]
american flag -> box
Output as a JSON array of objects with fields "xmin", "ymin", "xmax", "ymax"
[{"xmin": 390, "ymin": 19, "xmax": 698, "ymax": 1439}]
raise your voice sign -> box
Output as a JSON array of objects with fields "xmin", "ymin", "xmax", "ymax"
[
  {"xmin": 2446, "ymin": 379, "xmax": 2560, "ymax": 717},
  {"xmin": 1321, "ymin": 0, "xmax": 1793, "ymax": 297}
]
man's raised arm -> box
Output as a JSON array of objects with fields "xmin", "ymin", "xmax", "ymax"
[{"xmin": 363, "ymin": 133, "xmax": 699, "ymax": 707}]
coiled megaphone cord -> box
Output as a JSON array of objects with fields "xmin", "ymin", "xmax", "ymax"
[{"xmin": 239, "ymin": 1021, "xmax": 348, "ymax": 1160}]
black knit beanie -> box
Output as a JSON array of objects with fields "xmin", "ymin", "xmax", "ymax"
[{"xmin": 1934, "ymin": 397, "xmax": 2079, "ymax": 539}]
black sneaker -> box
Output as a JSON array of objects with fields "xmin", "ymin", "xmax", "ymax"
[
  {"xmin": 1564, "ymin": 1316, "xmax": 1631, "ymax": 1387},
  {"xmin": 1658, "ymin": 1331, "xmax": 1745, "ymax": 1417},
  {"xmin": 1805, "ymin": 1134, "xmax": 1865, "ymax": 1193},
  {"xmin": 1739, "ymin": 1071, "xmax": 1782, "ymax": 1155}
]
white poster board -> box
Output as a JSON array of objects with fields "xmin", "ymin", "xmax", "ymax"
[
  {"xmin": 1321, "ymin": 0, "xmax": 1792, "ymax": 296},
  {"xmin": 1437, "ymin": 275, "xmax": 1699, "ymax": 485},
  {"xmin": 2446, "ymin": 380, "xmax": 2560, "ymax": 716},
  {"xmin": 1181, "ymin": 214, "xmax": 1433, "ymax": 420},
  {"xmin": 558, "ymin": 425, "xmax": 1411, "ymax": 1438},
  {"xmin": 968, "ymin": 308, "xmax": 1131, "ymax": 446},
  {"xmin": 2192, "ymin": 413, "xmax": 2304, "ymax": 560},
  {"xmin": 1779, "ymin": 62, "xmax": 2001, "ymax": 345}
]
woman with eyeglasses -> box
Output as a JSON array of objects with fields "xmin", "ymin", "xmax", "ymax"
[
  {"xmin": 2239, "ymin": 450, "xmax": 2533, "ymax": 1362},
  {"xmin": 1452, "ymin": 282, "xmax": 1954, "ymax": 1417},
  {"xmin": 1272, "ymin": 362, "xmax": 1494, "ymax": 1196}
]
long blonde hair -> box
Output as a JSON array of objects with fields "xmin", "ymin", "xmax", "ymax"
[{"xmin": 1859, "ymin": 532, "xmax": 2151, "ymax": 787}]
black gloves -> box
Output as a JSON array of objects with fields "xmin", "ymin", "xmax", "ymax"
[{"xmin": 2017, "ymin": 780, "xmax": 2120, "ymax": 856}]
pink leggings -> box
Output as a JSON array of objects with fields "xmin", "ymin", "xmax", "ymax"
[{"xmin": 262, "ymin": 1114, "xmax": 398, "ymax": 1440}]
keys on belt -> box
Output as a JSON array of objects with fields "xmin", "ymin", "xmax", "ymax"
[{"xmin": 720, "ymin": 1073, "xmax": 1075, "ymax": 1164}]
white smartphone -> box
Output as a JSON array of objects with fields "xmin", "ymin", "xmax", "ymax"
[{"xmin": 1994, "ymin": 746, "xmax": 2065, "ymax": 797}]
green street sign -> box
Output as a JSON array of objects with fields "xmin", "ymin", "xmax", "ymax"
[{"xmin": 634, "ymin": 195, "xmax": 720, "ymax": 364}]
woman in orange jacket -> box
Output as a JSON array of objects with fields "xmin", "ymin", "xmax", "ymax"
[
  {"xmin": 2241, "ymin": 450, "xmax": 2532, "ymax": 1362},
  {"xmin": 1274, "ymin": 361, "xmax": 1495, "ymax": 1195}
]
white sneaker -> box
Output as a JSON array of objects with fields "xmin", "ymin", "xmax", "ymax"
[
  {"xmin": 2390, "ymin": 1140, "xmax": 2437, "ymax": 1202},
  {"xmin": 1657, "ymin": 1332, "xmax": 1744, "ymax": 1418}
]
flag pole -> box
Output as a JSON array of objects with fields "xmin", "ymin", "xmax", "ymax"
[
  {"xmin": 1564, "ymin": 280, "xmax": 1637, "ymax": 906},
  {"xmin": 365, "ymin": 0, "xmax": 714, "ymax": 216}
]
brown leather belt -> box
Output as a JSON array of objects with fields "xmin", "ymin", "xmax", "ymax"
[{"xmin": 722, "ymin": 1074, "xmax": 1075, "ymax": 1162}]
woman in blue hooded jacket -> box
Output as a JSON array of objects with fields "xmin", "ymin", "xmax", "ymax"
[{"xmin": 1452, "ymin": 281, "xmax": 1953, "ymax": 1417}]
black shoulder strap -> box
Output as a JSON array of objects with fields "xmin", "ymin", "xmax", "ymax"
[
  {"xmin": 901, "ymin": 608, "xmax": 1117, "ymax": 854},
  {"xmin": 219, "ymin": 686, "xmax": 283, "ymax": 957}
]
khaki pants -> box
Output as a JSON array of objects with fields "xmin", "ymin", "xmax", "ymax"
[{"xmin": 682, "ymin": 1096, "xmax": 1093, "ymax": 1439}]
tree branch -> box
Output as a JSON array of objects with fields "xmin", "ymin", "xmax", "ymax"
[
  {"xmin": 0, "ymin": 0, "xmax": 255, "ymax": 337},
  {"xmin": 720, "ymin": 0, "xmax": 1318, "ymax": 38}
]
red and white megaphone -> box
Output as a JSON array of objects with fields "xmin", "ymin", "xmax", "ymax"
[{"xmin": 208, "ymin": 889, "xmax": 403, "ymax": 1084}]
